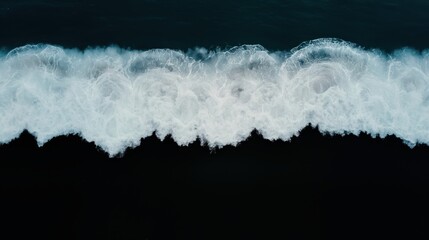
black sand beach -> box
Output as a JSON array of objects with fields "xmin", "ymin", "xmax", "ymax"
[{"xmin": 2, "ymin": 127, "xmax": 429, "ymax": 239}]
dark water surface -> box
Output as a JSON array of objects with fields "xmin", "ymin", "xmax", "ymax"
[
  {"xmin": 1, "ymin": 1, "xmax": 429, "ymax": 239},
  {"xmin": 1, "ymin": 0, "xmax": 429, "ymax": 51}
]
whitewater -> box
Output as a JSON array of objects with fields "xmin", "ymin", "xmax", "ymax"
[{"xmin": 0, "ymin": 38, "xmax": 428, "ymax": 156}]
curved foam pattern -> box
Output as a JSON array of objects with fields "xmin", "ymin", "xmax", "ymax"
[{"xmin": 1, "ymin": 39, "xmax": 428, "ymax": 156}]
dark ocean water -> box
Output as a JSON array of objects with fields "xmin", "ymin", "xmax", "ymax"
[
  {"xmin": 1, "ymin": 1, "xmax": 429, "ymax": 239},
  {"xmin": 1, "ymin": 0, "xmax": 429, "ymax": 51}
]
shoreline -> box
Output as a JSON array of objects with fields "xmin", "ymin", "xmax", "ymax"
[{"xmin": 1, "ymin": 126, "xmax": 428, "ymax": 239}]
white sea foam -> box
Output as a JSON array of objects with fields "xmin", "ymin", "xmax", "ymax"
[{"xmin": 0, "ymin": 38, "xmax": 428, "ymax": 156}]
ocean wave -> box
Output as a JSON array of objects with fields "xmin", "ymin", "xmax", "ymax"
[{"xmin": 1, "ymin": 38, "xmax": 428, "ymax": 156}]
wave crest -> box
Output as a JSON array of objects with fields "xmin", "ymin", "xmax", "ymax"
[{"xmin": 1, "ymin": 39, "xmax": 429, "ymax": 156}]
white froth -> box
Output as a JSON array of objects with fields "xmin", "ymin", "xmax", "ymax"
[{"xmin": 0, "ymin": 39, "xmax": 428, "ymax": 156}]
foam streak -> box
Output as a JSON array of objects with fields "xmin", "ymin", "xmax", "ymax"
[{"xmin": 1, "ymin": 39, "xmax": 428, "ymax": 156}]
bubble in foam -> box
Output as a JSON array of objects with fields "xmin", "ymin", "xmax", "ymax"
[{"xmin": 0, "ymin": 38, "xmax": 428, "ymax": 156}]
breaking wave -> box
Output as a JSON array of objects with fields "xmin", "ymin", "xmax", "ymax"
[{"xmin": 1, "ymin": 38, "xmax": 429, "ymax": 156}]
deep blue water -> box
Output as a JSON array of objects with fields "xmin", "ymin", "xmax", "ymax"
[{"xmin": 1, "ymin": 0, "xmax": 429, "ymax": 51}]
